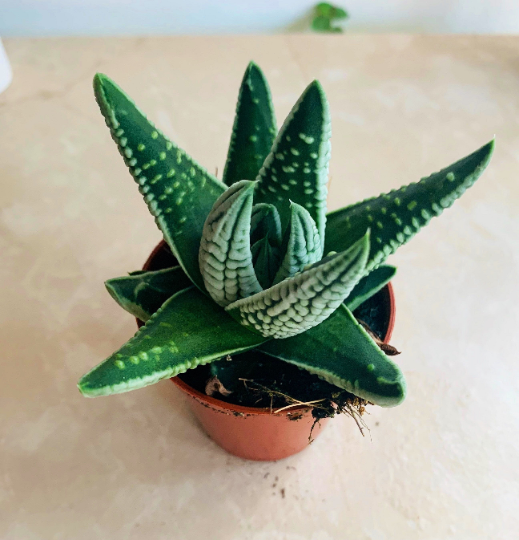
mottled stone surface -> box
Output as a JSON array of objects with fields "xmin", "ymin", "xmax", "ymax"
[{"xmin": 1, "ymin": 35, "xmax": 518, "ymax": 539}]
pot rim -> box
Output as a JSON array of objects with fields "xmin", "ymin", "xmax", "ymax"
[{"xmin": 140, "ymin": 240, "xmax": 396, "ymax": 416}]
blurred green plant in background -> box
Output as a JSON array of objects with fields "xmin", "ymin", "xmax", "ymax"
[{"xmin": 311, "ymin": 2, "xmax": 349, "ymax": 33}]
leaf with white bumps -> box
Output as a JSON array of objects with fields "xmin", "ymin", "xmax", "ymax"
[
  {"xmin": 78, "ymin": 288, "xmax": 266, "ymax": 397},
  {"xmin": 199, "ymin": 180, "xmax": 263, "ymax": 307},
  {"xmin": 254, "ymin": 81, "xmax": 331, "ymax": 241},
  {"xmin": 325, "ymin": 140, "xmax": 495, "ymax": 272},
  {"xmin": 223, "ymin": 62, "xmax": 277, "ymax": 186},
  {"xmin": 93, "ymin": 74, "xmax": 226, "ymax": 292},
  {"xmin": 260, "ymin": 304, "xmax": 406, "ymax": 407},
  {"xmin": 273, "ymin": 202, "xmax": 323, "ymax": 285},
  {"xmin": 226, "ymin": 231, "xmax": 370, "ymax": 339}
]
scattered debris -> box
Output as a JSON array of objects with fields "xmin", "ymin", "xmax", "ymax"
[
  {"xmin": 205, "ymin": 376, "xmax": 232, "ymax": 397},
  {"xmin": 358, "ymin": 319, "xmax": 401, "ymax": 356}
]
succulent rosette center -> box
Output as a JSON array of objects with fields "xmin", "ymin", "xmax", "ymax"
[{"xmin": 199, "ymin": 180, "xmax": 370, "ymax": 339}]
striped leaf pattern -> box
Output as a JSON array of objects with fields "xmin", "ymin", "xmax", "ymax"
[
  {"xmin": 250, "ymin": 203, "xmax": 282, "ymax": 246},
  {"xmin": 226, "ymin": 232, "xmax": 370, "ymax": 339},
  {"xmin": 199, "ymin": 181, "xmax": 262, "ymax": 306},
  {"xmin": 273, "ymin": 202, "xmax": 323, "ymax": 285}
]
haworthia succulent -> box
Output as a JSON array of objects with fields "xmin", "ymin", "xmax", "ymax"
[
  {"xmin": 260, "ymin": 304, "xmax": 406, "ymax": 407},
  {"xmin": 325, "ymin": 140, "xmax": 495, "ymax": 272},
  {"xmin": 250, "ymin": 203, "xmax": 282, "ymax": 246},
  {"xmin": 81, "ymin": 65, "xmax": 496, "ymax": 406},
  {"xmin": 273, "ymin": 202, "xmax": 323, "ymax": 285},
  {"xmin": 78, "ymin": 288, "xmax": 267, "ymax": 397},
  {"xmin": 105, "ymin": 266, "xmax": 193, "ymax": 322},
  {"xmin": 345, "ymin": 265, "xmax": 397, "ymax": 311},
  {"xmin": 93, "ymin": 74, "xmax": 226, "ymax": 292},
  {"xmin": 225, "ymin": 232, "xmax": 370, "ymax": 339},
  {"xmin": 223, "ymin": 62, "xmax": 277, "ymax": 186},
  {"xmin": 255, "ymin": 81, "xmax": 331, "ymax": 241},
  {"xmin": 251, "ymin": 236, "xmax": 281, "ymax": 290},
  {"xmin": 199, "ymin": 180, "xmax": 262, "ymax": 306}
]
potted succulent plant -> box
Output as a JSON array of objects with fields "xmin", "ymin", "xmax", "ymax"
[{"xmin": 78, "ymin": 62, "xmax": 494, "ymax": 461}]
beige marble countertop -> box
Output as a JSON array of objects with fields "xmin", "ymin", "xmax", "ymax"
[{"xmin": 1, "ymin": 35, "xmax": 518, "ymax": 540}]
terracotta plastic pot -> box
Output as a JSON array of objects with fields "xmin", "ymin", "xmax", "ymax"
[{"xmin": 139, "ymin": 241, "xmax": 396, "ymax": 461}]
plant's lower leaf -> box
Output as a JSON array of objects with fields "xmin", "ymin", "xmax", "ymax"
[
  {"xmin": 78, "ymin": 288, "xmax": 267, "ymax": 397},
  {"xmin": 325, "ymin": 140, "xmax": 495, "ymax": 272},
  {"xmin": 199, "ymin": 181, "xmax": 262, "ymax": 306},
  {"xmin": 223, "ymin": 62, "xmax": 277, "ymax": 187},
  {"xmin": 260, "ymin": 304, "xmax": 406, "ymax": 407},
  {"xmin": 345, "ymin": 265, "xmax": 397, "ymax": 312},
  {"xmin": 93, "ymin": 74, "xmax": 226, "ymax": 292},
  {"xmin": 105, "ymin": 266, "xmax": 193, "ymax": 322},
  {"xmin": 226, "ymin": 232, "xmax": 369, "ymax": 339}
]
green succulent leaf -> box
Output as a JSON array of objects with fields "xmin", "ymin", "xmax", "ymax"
[
  {"xmin": 345, "ymin": 265, "xmax": 397, "ymax": 312},
  {"xmin": 105, "ymin": 266, "xmax": 193, "ymax": 322},
  {"xmin": 199, "ymin": 180, "xmax": 263, "ymax": 307},
  {"xmin": 273, "ymin": 202, "xmax": 323, "ymax": 285},
  {"xmin": 226, "ymin": 231, "xmax": 370, "ymax": 339},
  {"xmin": 250, "ymin": 203, "xmax": 282, "ymax": 246},
  {"xmin": 255, "ymin": 81, "xmax": 331, "ymax": 241},
  {"xmin": 251, "ymin": 236, "xmax": 281, "ymax": 290},
  {"xmin": 78, "ymin": 288, "xmax": 267, "ymax": 397},
  {"xmin": 325, "ymin": 140, "xmax": 495, "ymax": 272},
  {"xmin": 93, "ymin": 74, "xmax": 226, "ymax": 292},
  {"xmin": 260, "ymin": 304, "xmax": 405, "ymax": 407},
  {"xmin": 223, "ymin": 62, "xmax": 277, "ymax": 186}
]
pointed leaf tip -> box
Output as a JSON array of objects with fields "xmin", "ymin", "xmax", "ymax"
[
  {"xmin": 223, "ymin": 62, "xmax": 277, "ymax": 187},
  {"xmin": 246, "ymin": 60, "xmax": 261, "ymax": 74},
  {"xmin": 478, "ymin": 138, "xmax": 495, "ymax": 164},
  {"xmin": 78, "ymin": 288, "xmax": 266, "ymax": 397}
]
